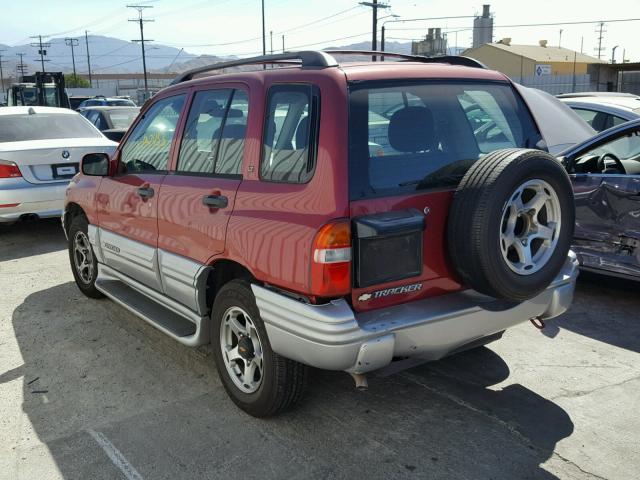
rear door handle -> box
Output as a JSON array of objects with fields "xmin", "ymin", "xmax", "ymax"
[
  {"xmin": 137, "ymin": 186, "xmax": 154, "ymax": 198},
  {"xmin": 203, "ymin": 194, "xmax": 228, "ymax": 209}
]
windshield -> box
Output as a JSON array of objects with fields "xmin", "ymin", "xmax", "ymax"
[
  {"xmin": 106, "ymin": 109, "xmax": 140, "ymax": 129},
  {"xmin": 348, "ymin": 80, "xmax": 541, "ymax": 199},
  {"xmin": 0, "ymin": 113, "xmax": 103, "ymax": 142}
]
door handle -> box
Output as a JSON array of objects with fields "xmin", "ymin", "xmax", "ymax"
[
  {"xmin": 203, "ymin": 194, "xmax": 228, "ymax": 209},
  {"xmin": 137, "ymin": 186, "xmax": 154, "ymax": 198}
]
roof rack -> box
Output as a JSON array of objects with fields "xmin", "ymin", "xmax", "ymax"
[
  {"xmin": 171, "ymin": 51, "xmax": 338, "ymax": 85},
  {"xmin": 324, "ymin": 50, "xmax": 487, "ymax": 69},
  {"xmin": 171, "ymin": 50, "xmax": 486, "ymax": 85}
]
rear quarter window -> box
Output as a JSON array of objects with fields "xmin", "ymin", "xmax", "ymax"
[{"xmin": 348, "ymin": 80, "xmax": 541, "ymax": 199}]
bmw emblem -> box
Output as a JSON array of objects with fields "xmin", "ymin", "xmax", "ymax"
[{"xmin": 61, "ymin": 150, "xmax": 70, "ymax": 159}]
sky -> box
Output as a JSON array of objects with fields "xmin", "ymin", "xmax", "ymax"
[{"xmin": 2, "ymin": 0, "xmax": 639, "ymax": 63}]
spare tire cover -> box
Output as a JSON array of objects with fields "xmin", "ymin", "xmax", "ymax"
[{"xmin": 447, "ymin": 148, "xmax": 574, "ymax": 301}]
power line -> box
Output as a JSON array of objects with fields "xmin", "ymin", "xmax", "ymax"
[{"xmin": 128, "ymin": 4, "xmax": 154, "ymax": 99}]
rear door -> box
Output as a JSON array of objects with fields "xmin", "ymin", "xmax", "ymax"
[
  {"xmin": 157, "ymin": 87, "xmax": 248, "ymax": 263},
  {"xmin": 348, "ymin": 80, "xmax": 543, "ymax": 312},
  {"xmin": 96, "ymin": 94, "xmax": 186, "ymax": 290}
]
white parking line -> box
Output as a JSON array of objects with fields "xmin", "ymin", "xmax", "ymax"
[{"xmin": 87, "ymin": 429, "xmax": 144, "ymax": 480}]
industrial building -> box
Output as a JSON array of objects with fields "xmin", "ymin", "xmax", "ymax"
[
  {"xmin": 411, "ymin": 28, "xmax": 448, "ymax": 57},
  {"xmin": 463, "ymin": 39, "xmax": 605, "ymax": 78}
]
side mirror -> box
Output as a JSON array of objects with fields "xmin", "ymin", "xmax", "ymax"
[{"xmin": 81, "ymin": 153, "xmax": 110, "ymax": 176}]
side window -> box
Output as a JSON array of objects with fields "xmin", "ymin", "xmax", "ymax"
[
  {"xmin": 121, "ymin": 94, "xmax": 185, "ymax": 173},
  {"xmin": 572, "ymin": 108, "xmax": 598, "ymax": 128},
  {"xmin": 94, "ymin": 113, "xmax": 106, "ymax": 130},
  {"xmin": 576, "ymin": 128, "xmax": 640, "ymax": 175},
  {"xmin": 178, "ymin": 89, "xmax": 233, "ymax": 174},
  {"xmin": 261, "ymin": 85, "xmax": 318, "ymax": 183},
  {"xmin": 85, "ymin": 110, "xmax": 99, "ymax": 125},
  {"xmin": 215, "ymin": 90, "xmax": 249, "ymax": 175}
]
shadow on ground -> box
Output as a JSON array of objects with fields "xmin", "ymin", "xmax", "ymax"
[
  {"xmin": 542, "ymin": 271, "xmax": 640, "ymax": 353},
  {"xmin": 0, "ymin": 218, "xmax": 67, "ymax": 262},
  {"xmin": 6, "ymin": 281, "xmax": 574, "ymax": 479}
]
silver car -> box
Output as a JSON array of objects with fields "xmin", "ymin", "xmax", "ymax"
[{"xmin": 0, "ymin": 106, "xmax": 117, "ymax": 223}]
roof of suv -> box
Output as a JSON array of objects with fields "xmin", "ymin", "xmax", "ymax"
[{"xmin": 168, "ymin": 51, "xmax": 508, "ymax": 91}]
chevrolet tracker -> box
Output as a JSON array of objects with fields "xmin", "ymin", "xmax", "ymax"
[{"xmin": 63, "ymin": 50, "xmax": 578, "ymax": 417}]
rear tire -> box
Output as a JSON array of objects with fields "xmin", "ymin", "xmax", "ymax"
[
  {"xmin": 447, "ymin": 149, "xmax": 574, "ymax": 301},
  {"xmin": 211, "ymin": 280, "xmax": 308, "ymax": 417},
  {"xmin": 68, "ymin": 215, "xmax": 103, "ymax": 299}
]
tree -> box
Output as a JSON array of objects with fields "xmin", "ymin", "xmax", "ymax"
[{"xmin": 65, "ymin": 74, "xmax": 90, "ymax": 88}]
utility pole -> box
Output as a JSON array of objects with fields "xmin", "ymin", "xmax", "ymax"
[
  {"xmin": 270, "ymin": 30, "xmax": 273, "ymax": 54},
  {"xmin": 0, "ymin": 50, "xmax": 7, "ymax": 93},
  {"xmin": 261, "ymin": 0, "xmax": 266, "ymax": 69},
  {"xmin": 282, "ymin": 35, "xmax": 285, "ymax": 53},
  {"xmin": 65, "ymin": 38, "xmax": 79, "ymax": 77},
  {"xmin": 595, "ymin": 22, "xmax": 606, "ymax": 59},
  {"xmin": 85, "ymin": 31, "xmax": 93, "ymax": 87},
  {"xmin": 16, "ymin": 53, "xmax": 27, "ymax": 82},
  {"xmin": 30, "ymin": 35, "xmax": 50, "ymax": 73},
  {"xmin": 360, "ymin": 1, "xmax": 389, "ymax": 61},
  {"xmin": 128, "ymin": 4, "xmax": 154, "ymax": 100}
]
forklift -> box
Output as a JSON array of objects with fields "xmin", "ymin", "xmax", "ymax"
[{"xmin": 6, "ymin": 72, "xmax": 70, "ymax": 108}]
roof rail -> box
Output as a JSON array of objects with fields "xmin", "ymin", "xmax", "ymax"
[
  {"xmin": 171, "ymin": 51, "xmax": 338, "ymax": 85},
  {"xmin": 170, "ymin": 50, "xmax": 488, "ymax": 85},
  {"xmin": 324, "ymin": 50, "xmax": 487, "ymax": 69}
]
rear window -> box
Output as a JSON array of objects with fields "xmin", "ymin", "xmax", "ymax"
[
  {"xmin": 0, "ymin": 113, "xmax": 103, "ymax": 142},
  {"xmin": 348, "ymin": 81, "xmax": 541, "ymax": 199},
  {"xmin": 107, "ymin": 99, "xmax": 136, "ymax": 107}
]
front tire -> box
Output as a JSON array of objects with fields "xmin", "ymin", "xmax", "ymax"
[
  {"xmin": 68, "ymin": 215, "xmax": 103, "ymax": 299},
  {"xmin": 211, "ymin": 280, "xmax": 308, "ymax": 417}
]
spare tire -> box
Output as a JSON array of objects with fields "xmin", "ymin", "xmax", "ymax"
[{"xmin": 447, "ymin": 148, "xmax": 574, "ymax": 301}]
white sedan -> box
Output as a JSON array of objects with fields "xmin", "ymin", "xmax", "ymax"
[{"xmin": 0, "ymin": 106, "xmax": 117, "ymax": 223}]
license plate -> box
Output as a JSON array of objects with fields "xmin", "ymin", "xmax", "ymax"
[{"xmin": 52, "ymin": 163, "xmax": 78, "ymax": 178}]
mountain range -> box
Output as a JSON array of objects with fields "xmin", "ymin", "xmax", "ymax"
[{"xmin": 0, "ymin": 35, "xmax": 464, "ymax": 78}]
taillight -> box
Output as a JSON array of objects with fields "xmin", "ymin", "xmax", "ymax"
[
  {"xmin": 310, "ymin": 220, "xmax": 351, "ymax": 297},
  {"xmin": 0, "ymin": 161, "xmax": 22, "ymax": 178}
]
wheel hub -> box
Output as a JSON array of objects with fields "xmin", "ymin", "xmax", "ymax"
[
  {"xmin": 500, "ymin": 179, "xmax": 562, "ymax": 276},
  {"xmin": 237, "ymin": 335, "xmax": 255, "ymax": 360}
]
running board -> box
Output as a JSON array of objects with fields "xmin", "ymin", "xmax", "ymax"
[{"xmin": 95, "ymin": 263, "xmax": 209, "ymax": 347}]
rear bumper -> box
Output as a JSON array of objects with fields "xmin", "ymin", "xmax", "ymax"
[
  {"xmin": 253, "ymin": 251, "xmax": 579, "ymax": 374},
  {"xmin": 0, "ymin": 178, "xmax": 68, "ymax": 222}
]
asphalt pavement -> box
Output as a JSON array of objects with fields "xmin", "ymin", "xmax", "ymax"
[{"xmin": 1, "ymin": 219, "xmax": 639, "ymax": 480}]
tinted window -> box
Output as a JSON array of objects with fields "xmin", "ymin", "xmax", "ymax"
[
  {"xmin": 106, "ymin": 109, "xmax": 140, "ymax": 129},
  {"xmin": 573, "ymin": 108, "xmax": 598, "ymax": 127},
  {"xmin": 178, "ymin": 89, "xmax": 233, "ymax": 174},
  {"xmin": 216, "ymin": 90, "xmax": 248, "ymax": 175},
  {"xmin": 261, "ymin": 84, "xmax": 318, "ymax": 183},
  {"xmin": 0, "ymin": 113, "xmax": 103, "ymax": 142},
  {"xmin": 120, "ymin": 94, "xmax": 185, "ymax": 173},
  {"xmin": 348, "ymin": 81, "xmax": 540, "ymax": 199}
]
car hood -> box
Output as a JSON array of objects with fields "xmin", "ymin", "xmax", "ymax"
[{"xmin": 513, "ymin": 84, "xmax": 596, "ymax": 155}]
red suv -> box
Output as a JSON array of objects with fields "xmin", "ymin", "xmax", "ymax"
[{"xmin": 63, "ymin": 51, "xmax": 578, "ymax": 417}]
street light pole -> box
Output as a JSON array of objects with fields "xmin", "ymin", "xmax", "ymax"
[
  {"xmin": 611, "ymin": 45, "xmax": 619, "ymax": 64},
  {"xmin": 360, "ymin": 1, "xmax": 390, "ymax": 61}
]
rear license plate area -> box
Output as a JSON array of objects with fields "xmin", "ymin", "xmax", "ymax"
[
  {"xmin": 52, "ymin": 163, "xmax": 78, "ymax": 179},
  {"xmin": 353, "ymin": 209, "xmax": 424, "ymax": 287}
]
